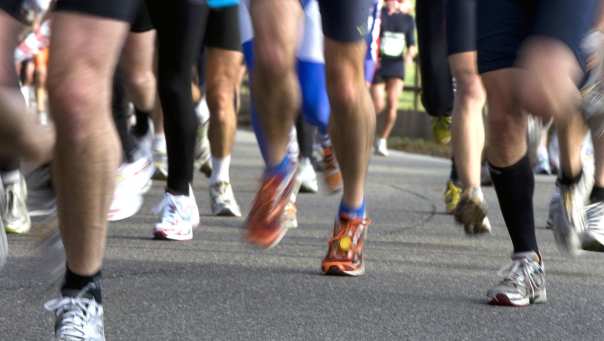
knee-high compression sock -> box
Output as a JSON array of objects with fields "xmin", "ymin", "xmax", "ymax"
[
  {"xmin": 112, "ymin": 68, "xmax": 137, "ymax": 163},
  {"xmin": 489, "ymin": 155, "xmax": 538, "ymax": 253}
]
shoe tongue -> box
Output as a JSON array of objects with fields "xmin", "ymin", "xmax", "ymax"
[{"xmin": 512, "ymin": 251, "xmax": 539, "ymax": 262}]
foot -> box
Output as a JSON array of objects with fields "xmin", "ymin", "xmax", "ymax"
[
  {"xmin": 552, "ymin": 171, "xmax": 593, "ymax": 256},
  {"xmin": 195, "ymin": 120, "xmax": 212, "ymax": 178},
  {"xmin": 108, "ymin": 151, "xmax": 155, "ymax": 222},
  {"xmin": 454, "ymin": 187, "xmax": 491, "ymax": 235},
  {"xmin": 321, "ymin": 215, "xmax": 370, "ymax": 276},
  {"xmin": 322, "ymin": 146, "xmax": 342, "ymax": 193},
  {"xmin": 444, "ymin": 180, "xmax": 462, "ymax": 214},
  {"xmin": 432, "ymin": 116, "xmax": 452, "ymax": 145},
  {"xmin": 45, "ymin": 284, "xmax": 105, "ymax": 341},
  {"xmin": 581, "ymin": 200, "xmax": 604, "ymax": 251},
  {"xmin": 153, "ymin": 188, "xmax": 199, "ymax": 241},
  {"xmin": 374, "ymin": 138, "xmax": 389, "ymax": 157},
  {"xmin": 298, "ymin": 157, "xmax": 318, "ymax": 193},
  {"xmin": 487, "ymin": 251, "xmax": 546, "ymax": 307},
  {"xmin": 3, "ymin": 174, "xmax": 31, "ymax": 234},
  {"xmin": 152, "ymin": 136, "xmax": 168, "ymax": 181},
  {"xmin": 245, "ymin": 161, "xmax": 299, "ymax": 248},
  {"xmin": 209, "ymin": 181, "xmax": 242, "ymax": 217}
]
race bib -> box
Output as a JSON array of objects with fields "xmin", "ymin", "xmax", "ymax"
[{"xmin": 380, "ymin": 31, "xmax": 405, "ymax": 58}]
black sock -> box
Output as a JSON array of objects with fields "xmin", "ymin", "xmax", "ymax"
[
  {"xmin": 132, "ymin": 108, "xmax": 151, "ymax": 137},
  {"xmin": 62, "ymin": 266, "xmax": 103, "ymax": 304},
  {"xmin": 489, "ymin": 155, "xmax": 539, "ymax": 254},
  {"xmin": 590, "ymin": 185, "xmax": 604, "ymax": 203},
  {"xmin": 559, "ymin": 169, "xmax": 583, "ymax": 185},
  {"xmin": 450, "ymin": 158, "xmax": 459, "ymax": 183}
]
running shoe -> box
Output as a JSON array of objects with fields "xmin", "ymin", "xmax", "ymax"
[
  {"xmin": 153, "ymin": 187, "xmax": 199, "ymax": 241},
  {"xmin": 444, "ymin": 180, "xmax": 462, "ymax": 214},
  {"xmin": 209, "ymin": 181, "xmax": 241, "ymax": 217},
  {"xmin": 45, "ymin": 284, "xmax": 105, "ymax": 341},
  {"xmin": 454, "ymin": 187, "xmax": 491, "ymax": 235},
  {"xmin": 108, "ymin": 151, "xmax": 154, "ymax": 222},
  {"xmin": 432, "ymin": 116, "xmax": 452, "ymax": 145},
  {"xmin": 282, "ymin": 201, "xmax": 298, "ymax": 229},
  {"xmin": 26, "ymin": 165, "xmax": 57, "ymax": 218},
  {"xmin": 195, "ymin": 120, "xmax": 212, "ymax": 178},
  {"xmin": 152, "ymin": 136, "xmax": 168, "ymax": 181},
  {"xmin": 487, "ymin": 251, "xmax": 546, "ymax": 307},
  {"xmin": 3, "ymin": 174, "xmax": 31, "ymax": 234},
  {"xmin": 546, "ymin": 185, "xmax": 561, "ymax": 230},
  {"xmin": 298, "ymin": 157, "xmax": 319, "ymax": 193},
  {"xmin": 321, "ymin": 215, "xmax": 370, "ymax": 276},
  {"xmin": 322, "ymin": 146, "xmax": 342, "ymax": 193},
  {"xmin": 553, "ymin": 171, "xmax": 593, "ymax": 255},
  {"xmin": 581, "ymin": 201, "xmax": 604, "ymax": 252},
  {"xmin": 0, "ymin": 181, "xmax": 6, "ymax": 270},
  {"xmin": 374, "ymin": 138, "xmax": 389, "ymax": 157},
  {"xmin": 245, "ymin": 161, "xmax": 299, "ymax": 248}
]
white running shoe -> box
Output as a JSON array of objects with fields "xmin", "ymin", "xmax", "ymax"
[
  {"xmin": 374, "ymin": 138, "xmax": 389, "ymax": 157},
  {"xmin": 487, "ymin": 251, "xmax": 546, "ymax": 307},
  {"xmin": 582, "ymin": 201, "xmax": 604, "ymax": 252},
  {"xmin": 153, "ymin": 187, "xmax": 199, "ymax": 241},
  {"xmin": 553, "ymin": 170, "xmax": 593, "ymax": 256},
  {"xmin": 152, "ymin": 136, "xmax": 168, "ymax": 180},
  {"xmin": 3, "ymin": 174, "xmax": 31, "ymax": 234},
  {"xmin": 195, "ymin": 120, "xmax": 212, "ymax": 178},
  {"xmin": 298, "ymin": 157, "xmax": 319, "ymax": 193},
  {"xmin": 45, "ymin": 285, "xmax": 105, "ymax": 341},
  {"xmin": 108, "ymin": 151, "xmax": 155, "ymax": 222},
  {"xmin": 210, "ymin": 181, "xmax": 241, "ymax": 217}
]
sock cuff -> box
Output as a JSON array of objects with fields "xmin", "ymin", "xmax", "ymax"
[{"xmin": 488, "ymin": 154, "xmax": 530, "ymax": 175}]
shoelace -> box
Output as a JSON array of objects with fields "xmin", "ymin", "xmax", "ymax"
[
  {"xmin": 496, "ymin": 258, "xmax": 540, "ymax": 296},
  {"xmin": 153, "ymin": 195, "xmax": 185, "ymax": 226},
  {"xmin": 44, "ymin": 284, "xmax": 101, "ymax": 340}
]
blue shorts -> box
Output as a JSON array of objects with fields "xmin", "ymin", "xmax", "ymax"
[
  {"xmin": 477, "ymin": 0, "xmax": 598, "ymax": 74},
  {"xmin": 0, "ymin": 0, "xmax": 23, "ymax": 21}
]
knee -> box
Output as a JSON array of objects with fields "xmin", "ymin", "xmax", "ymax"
[
  {"xmin": 206, "ymin": 86, "xmax": 235, "ymax": 122},
  {"xmin": 455, "ymin": 72, "xmax": 485, "ymax": 109},
  {"xmin": 326, "ymin": 64, "xmax": 362, "ymax": 113},
  {"xmin": 254, "ymin": 45, "xmax": 295, "ymax": 80},
  {"xmin": 126, "ymin": 70, "xmax": 156, "ymax": 94}
]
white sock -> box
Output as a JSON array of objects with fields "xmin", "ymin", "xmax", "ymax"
[
  {"xmin": 210, "ymin": 155, "xmax": 231, "ymax": 184},
  {"xmin": 1, "ymin": 170, "xmax": 21, "ymax": 185}
]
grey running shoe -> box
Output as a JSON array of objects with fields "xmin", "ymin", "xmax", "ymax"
[
  {"xmin": 152, "ymin": 136, "xmax": 168, "ymax": 181},
  {"xmin": 582, "ymin": 201, "xmax": 604, "ymax": 252},
  {"xmin": 3, "ymin": 174, "xmax": 31, "ymax": 234},
  {"xmin": 487, "ymin": 251, "xmax": 547, "ymax": 307},
  {"xmin": 45, "ymin": 284, "xmax": 105, "ymax": 341},
  {"xmin": 0, "ymin": 181, "xmax": 7, "ymax": 270},
  {"xmin": 209, "ymin": 181, "xmax": 242, "ymax": 217},
  {"xmin": 546, "ymin": 185, "xmax": 561, "ymax": 230},
  {"xmin": 454, "ymin": 187, "xmax": 491, "ymax": 235},
  {"xmin": 553, "ymin": 171, "xmax": 593, "ymax": 256},
  {"xmin": 26, "ymin": 165, "xmax": 57, "ymax": 218}
]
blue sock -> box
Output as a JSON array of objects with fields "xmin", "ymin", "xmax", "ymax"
[
  {"xmin": 266, "ymin": 155, "xmax": 291, "ymax": 176},
  {"xmin": 339, "ymin": 200, "xmax": 366, "ymax": 219}
]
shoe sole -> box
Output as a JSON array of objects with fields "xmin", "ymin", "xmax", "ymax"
[
  {"xmin": 488, "ymin": 292, "xmax": 547, "ymax": 307},
  {"xmin": 322, "ymin": 263, "xmax": 365, "ymax": 277},
  {"xmin": 214, "ymin": 208, "xmax": 242, "ymax": 217},
  {"xmin": 5, "ymin": 225, "xmax": 31, "ymax": 234},
  {"xmin": 581, "ymin": 231, "xmax": 604, "ymax": 252},
  {"xmin": 153, "ymin": 230, "xmax": 193, "ymax": 241}
]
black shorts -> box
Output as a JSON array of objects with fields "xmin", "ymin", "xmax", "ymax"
[
  {"xmin": 204, "ymin": 4, "xmax": 240, "ymax": 51},
  {"xmin": 446, "ymin": 0, "xmax": 476, "ymax": 55},
  {"xmin": 477, "ymin": 0, "xmax": 599, "ymax": 74},
  {"xmin": 0, "ymin": 0, "xmax": 22, "ymax": 21},
  {"xmin": 130, "ymin": 2, "xmax": 153, "ymax": 33},
  {"xmin": 372, "ymin": 60, "xmax": 405, "ymax": 84},
  {"xmin": 318, "ymin": 0, "xmax": 372, "ymax": 43},
  {"xmin": 54, "ymin": 0, "xmax": 141, "ymax": 22}
]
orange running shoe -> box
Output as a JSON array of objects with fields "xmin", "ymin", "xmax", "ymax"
[
  {"xmin": 245, "ymin": 163, "xmax": 299, "ymax": 248},
  {"xmin": 323, "ymin": 146, "xmax": 343, "ymax": 193},
  {"xmin": 321, "ymin": 215, "xmax": 370, "ymax": 276}
]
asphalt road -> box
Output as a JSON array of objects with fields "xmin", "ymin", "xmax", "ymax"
[{"xmin": 2, "ymin": 130, "xmax": 604, "ymax": 341}]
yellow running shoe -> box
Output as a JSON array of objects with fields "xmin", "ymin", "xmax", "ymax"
[
  {"xmin": 432, "ymin": 116, "xmax": 452, "ymax": 145},
  {"xmin": 444, "ymin": 180, "xmax": 462, "ymax": 214}
]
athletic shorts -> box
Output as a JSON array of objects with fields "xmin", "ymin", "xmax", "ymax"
[
  {"xmin": 318, "ymin": 0, "xmax": 372, "ymax": 43},
  {"xmin": 0, "ymin": 0, "xmax": 22, "ymax": 20},
  {"xmin": 446, "ymin": 0, "xmax": 476, "ymax": 55},
  {"xmin": 130, "ymin": 2, "xmax": 153, "ymax": 33},
  {"xmin": 54, "ymin": 0, "xmax": 141, "ymax": 22},
  {"xmin": 477, "ymin": 0, "xmax": 599, "ymax": 74},
  {"xmin": 372, "ymin": 60, "xmax": 405, "ymax": 84},
  {"xmin": 204, "ymin": 4, "xmax": 241, "ymax": 51}
]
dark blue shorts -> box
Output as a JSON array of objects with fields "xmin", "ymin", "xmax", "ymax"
[
  {"xmin": 318, "ymin": 0, "xmax": 372, "ymax": 43},
  {"xmin": 477, "ymin": 0, "xmax": 599, "ymax": 74},
  {"xmin": 54, "ymin": 0, "xmax": 141, "ymax": 22},
  {"xmin": 447, "ymin": 0, "xmax": 477, "ymax": 55},
  {"xmin": 0, "ymin": 0, "xmax": 23, "ymax": 21}
]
